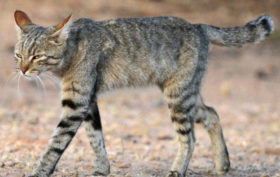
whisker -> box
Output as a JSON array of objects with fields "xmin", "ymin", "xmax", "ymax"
[
  {"xmin": 43, "ymin": 73, "xmax": 61, "ymax": 88},
  {"xmin": 37, "ymin": 76, "xmax": 46, "ymax": 97},
  {"xmin": 37, "ymin": 76, "xmax": 46, "ymax": 90},
  {"xmin": 34, "ymin": 76, "xmax": 41, "ymax": 89},
  {"xmin": 41, "ymin": 76, "xmax": 57, "ymax": 89},
  {"xmin": 45, "ymin": 73, "xmax": 60, "ymax": 84},
  {"xmin": 17, "ymin": 73, "xmax": 22, "ymax": 99}
]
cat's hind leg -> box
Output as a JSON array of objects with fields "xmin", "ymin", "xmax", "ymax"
[
  {"xmin": 195, "ymin": 95, "xmax": 230, "ymax": 174},
  {"xmin": 84, "ymin": 99, "xmax": 110, "ymax": 176}
]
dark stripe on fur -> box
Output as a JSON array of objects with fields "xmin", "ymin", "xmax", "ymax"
[
  {"xmin": 49, "ymin": 147, "xmax": 64, "ymax": 154},
  {"xmin": 92, "ymin": 105, "xmax": 102, "ymax": 130},
  {"xmin": 206, "ymin": 106, "xmax": 217, "ymax": 115},
  {"xmin": 68, "ymin": 116, "xmax": 82, "ymax": 122},
  {"xmin": 57, "ymin": 120, "xmax": 71, "ymax": 128},
  {"xmin": 60, "ymin": 130, "xmax": 76, "ymax": 137},
  {"xmin": 62, "ymin": 99, "xmax": 81, "ymax": 110},
  {"xmin": 85, "ymin": 114, "xmax": 102, "ymax": 130},
  {"xmin": 185, "ymin": 104, "xmax": 195, "ymax": 113},
  {"xmin": 171, "ymin": 104, "xmax": 195, "ymax": 114},
  {"xmin": 168, "ymin": 91, "xmax": 197, "ymax": 110},
  {"xmin": 84, "ymin": 102, "xmax": 102, "ymax": 130},
  {"xmin": 176, "ymin": 128, "xmax": 191, "ymax": 135},
  {"xmin": 166, "ymin": 86, "xmax": 196, "ymax": 99},
  {"xmin": 195, "ymin": 118, "xmax": 202, "ymax": 123},
  {"xmin": 171, "ymin": 116, "xmax": 188, "ymax": 124}
]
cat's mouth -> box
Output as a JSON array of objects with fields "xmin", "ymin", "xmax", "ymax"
[
  {"xmin": 20, "ymin": 70, "xmax": 41, "ymax": 79},
  {"xmin": 21, "ymin": 73, "xmax": 34, "ymax": 80}
]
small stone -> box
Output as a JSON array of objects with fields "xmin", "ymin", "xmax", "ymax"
[
  {"xmin": 118, "ymin": 163, "xmax": 130, "ymax": 169},
  {"xmin": 148, "ymin": 155, "xmax": 160, "ymax": 161},
  {"xmin": 157, "ymin": 133, "xmax": 173, "ymax": 140}
]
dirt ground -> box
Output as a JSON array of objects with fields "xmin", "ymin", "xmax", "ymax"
[{"xmin": 0, "ymin": 0, "xmax": 279, "ymax": 177}]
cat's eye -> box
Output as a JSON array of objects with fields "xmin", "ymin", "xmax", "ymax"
[
  {"xmin": 32, "ymin": 55, "xmax": 44, "ymax": 60},
  {"xmin": 15, "ymin": 53, "xmax": 22, "ymax": 59}
]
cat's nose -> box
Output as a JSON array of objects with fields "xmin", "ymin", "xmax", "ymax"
[{"xmin": 20, "ymin": 66, "xmax": 28, "ymax": 74}]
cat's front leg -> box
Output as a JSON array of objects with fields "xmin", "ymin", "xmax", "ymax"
[
  {"xmin": 30, "ymin": 78, "xmax": 93, "ymax": 177},
  {"xmin": 84, "ymin": 98, "xmax": 110, "ymax": 176}
]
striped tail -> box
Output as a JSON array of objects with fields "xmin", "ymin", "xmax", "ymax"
[{"xmin": 200, "ymin": 15, "xmax": 274, "ymax": 47}]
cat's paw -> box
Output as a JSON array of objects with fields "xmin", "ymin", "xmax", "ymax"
[
  {"xmin": 166, "ymin": 171, "xmax": 182, "ymax": 177},
  {"xmin": 92, "ymin": 170, "xmax": 110, "ymax": 176},
  {"xmin": 92, "ymin": 160, "xmax": 110, "ymax": 176},
  {"xmin": 216, "ymin": 153, "xmax": 230, "ymax": 175},
  {"xmin": 216, "ymin": 161, "xmax": 230, "ymax": 175},
  {"xmin": 26, "ymin": 172, "xmax": 48, "ymax": 177}
]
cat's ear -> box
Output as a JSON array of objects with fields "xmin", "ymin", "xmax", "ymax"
[
  {"xmin": 49, "ymin": 15, "xmax": 72, "ymax": 45},
  {"xmin": 14, "ymin": 10, "xmax": 32, "ymax": 29},
  {"xmin": 14, "ymin": 10, "xmax": 34, "ymax": 38}
]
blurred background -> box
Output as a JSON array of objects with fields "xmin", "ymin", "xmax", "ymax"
[{"xmin": 0, "ymin": 0, "xmax": 279, "ymax": 176}]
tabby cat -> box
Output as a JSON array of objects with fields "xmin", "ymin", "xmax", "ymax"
[{"xmin": 14, "ymin": 10, "xmax": 274, "ymax": 177}]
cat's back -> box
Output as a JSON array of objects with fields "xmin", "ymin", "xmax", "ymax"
[
  {"xmin": 69, "ymin": 16, "xmax": 198, "ymax": 50},
  {"xmin": 100, "ymin": 16, "xmax": 194, "ymax": 38},
  {"xmin": 97, "ymin": 16, "xmax": 197, "ymax": 55},
  {"xmin": 101, "ymin": 16, "xmax": 191, "ymax": 28},
  {"xmin": 71, "ymin": 16, "xmax": 191, "ymax": 29}
]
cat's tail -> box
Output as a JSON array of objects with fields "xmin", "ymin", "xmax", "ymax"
[{"xmin": 201, "ymin": 15, "xmax": 274, "ymax": 47}]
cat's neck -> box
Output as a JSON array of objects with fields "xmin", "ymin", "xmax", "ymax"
[{"xmin": 51, "ymin": 34, "xmax": 79, "ymax": 78}]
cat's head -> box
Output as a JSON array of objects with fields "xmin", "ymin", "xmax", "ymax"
[{"xmin": 14, "ymin": 10, "xmax": 71, "ymax": 77}]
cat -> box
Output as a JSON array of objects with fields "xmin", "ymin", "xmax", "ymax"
[{"xmin": 14, "ymin": 10, "xmax": 274, "ymax": 177}]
